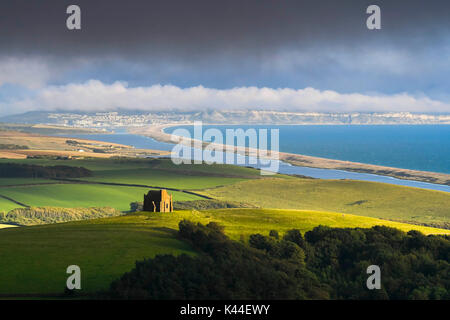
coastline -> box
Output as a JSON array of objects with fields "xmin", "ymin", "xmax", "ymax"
[
  {"xmin": 131, "ymin": 123, "xmax": 450, "ymax": 187},
  {"xmin": 0, "ymin": 130, "xmax": 171, "ymax": 159}
]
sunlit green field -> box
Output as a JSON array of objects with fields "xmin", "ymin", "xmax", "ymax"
[
  {"xmin": 1, "ymin": 158, "xmax": 449, "ymax": 226},
  {"xmin": 128, "ymin": 208, "xmax": 450, "ymax": 239},
  {"xmin": 0, "ymin": 197, "xmax": 24, "ymax": 212},
  {"xmin": 201, "ymin": 178, "xmax": 450, "ymax": 228},
  {"xmin": 73, "ymin": 160, "xmax": 268, "ymax": 195},
  {"xmin": 0, "ymin": 157, "xmax": 262, "ymax": 180},
  {"xmin": 0, "ymin": 219, "xmax": 195, "ymax": 295},
  {"xmin": 80, "ymin": 168, "xmax": 249, "ymax": 189},
  {"xmin": 0, "ymin": 208, "xmax": 448, "ymax": 296},
  {"xmin": 0, "ymin": 223, "xmax": 17, "ymax": 229},
  {"xmin": 0, "ymin": 157, "xmax": 449, "ymax": 297},
  {"xmin": 0, "ymin": 178, "xmax": 53, "ymax": 186},
  {"xmin": 0, "ymin": 184, "xmax": 199, "ymax": 212},
  {"xmin": 0, "ymin": 158, "xmax": 265, "ymax": 212}
]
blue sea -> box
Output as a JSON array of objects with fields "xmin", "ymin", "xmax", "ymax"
[
  {"xmin": 165, "ymin": 125, "xmax": 450, "ymax": 175},
  {"xmin": 65, "ymin": 125, "xmax": 450, "ymax": 193}
]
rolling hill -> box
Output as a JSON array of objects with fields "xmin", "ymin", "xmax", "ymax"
[
  {"xmin": 0, "ymin": 208, "xmax": 448, "ymax": 296},
  {"xmin": 200, "ymin": 178, "xmax": 450, "ymax": 229}
]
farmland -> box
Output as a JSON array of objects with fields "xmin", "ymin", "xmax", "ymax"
[
  {"xmin": 0, "ymin": 129, "xmax": 169, "ymax": 159},
  {"xmin": 0, "ymin": 208, "xmax": 448, "ymax": 296},
  {"xmin": 0, "ymin": 158, "xmax": 262, "ymax": 213},
  {"xmin": 0, "ymin": 196, "xmax": 24, "ymax": 212},
  {"xmin": 0, "ymin": 157, "xmax": 449, "ymax": 297},
  {"xmin": 0, "ymin": 184, "xmax": 198, "ymax": 212},
  {"xmin": 0, "ymin": 217, "xmax": 195, "ymax": 295},
  {"xmin": 200, "ymin": 178, "xmax": 450, "ymax": 229},
  {"xmin": 0, "ymin": 157, "xmax": 449, "ymax": 227},
  {"xmin": 0, "ymin": 223, "xmax": 16, "ymax": 229}
]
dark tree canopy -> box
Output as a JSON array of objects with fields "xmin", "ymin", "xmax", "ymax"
[
  {"xmin": 106, "ymin": 221, "xmax": 450, "ymax": 300},
  {"xmin": 0, "ymin": 163, "xmax": 92, "ymax": 178}
]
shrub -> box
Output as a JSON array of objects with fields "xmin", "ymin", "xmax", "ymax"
[{"xmin": 0, "ymin": 206, "xmax": 122, "ymax": 225}]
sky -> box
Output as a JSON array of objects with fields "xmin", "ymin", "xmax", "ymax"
[{"xmin": 0, "ymin": 0, "xmax": 449, "ymax": 116}]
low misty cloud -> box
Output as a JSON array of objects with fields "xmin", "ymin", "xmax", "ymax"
[
  {"xmin": 5, "ymin": 80, "xmax": 450, "ymax": 115},
  {"xmin": 0, "ymin": 57, "xmax": 53, "ymax": 89}
]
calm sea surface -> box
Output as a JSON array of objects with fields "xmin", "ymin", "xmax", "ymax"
[
  {"xmin": 65, "ymin": 125, "xmax": 450, "ymax": 193},
  {"xmin": 165, "ymin": 125, "xmax": 450, "ymax": 174}
]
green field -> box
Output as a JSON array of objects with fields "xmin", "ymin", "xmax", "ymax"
[
  {"xmin": 0, "ymin": 158, "xmax": 449, "ymax": 226},
  {"xmin": 0, "ymin": 178, "xmax": 53, "ymax": 186},
  {"xmin": 125, "ymin": 208, "xmax": 450, "ymax": 238},
  {"xmin": 80, "ymin": 168, "xmax": 249, "ymax": 189},
  {"xmin": 0, "ymin": 184, "xmax": 199, "ymax": 212},
  {"xmin": 0, "ymin": 158, "xmax": 263, "ymax": 180},
  {"xmin": 0, "ymin": 158, "xmax": 266, "ymax": 213},
  {"xmin": 0, "ymin": 157, "xmax": 449, "ymax": 296},
  {"xmin": 0, "ymin": 196, "xmax": 24, "ymax": 212},
  {"xmin": 0, "ymin": 223, "xmax": 16, "ymax": 229},
  {"xmin": 0, "ymin": 217, "xmax": 195, "ymax": 295},
  {"xmin": 0, "ymin": 208, "xmax": 448, "ymax": 296},
  {"xmin": 201, "ymin": 178, "xmax": 450, "ymax": 228}
]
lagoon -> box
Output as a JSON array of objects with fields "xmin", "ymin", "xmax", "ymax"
[
  {"xmin": 166, "ymin": 125, "xmax": 450, "ymax": 175},
  {"xmin": 66, "ymin": 130, "xmax": 450, "ymax": 193}
]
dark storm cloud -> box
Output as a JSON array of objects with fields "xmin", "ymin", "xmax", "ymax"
[
  {"xmin": 0, "ymin": 0, "xmax": 449, "ymax": 58},
  {"xmin": 1, "ymin": 0, "xmax": 450, "ymax": 114}
]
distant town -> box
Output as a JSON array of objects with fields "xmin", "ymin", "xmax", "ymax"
[{"xmin": 2, "ymin": 110, "xmax": 450, "ymax": 129}]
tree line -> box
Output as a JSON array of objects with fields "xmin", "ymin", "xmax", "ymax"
[
  {"xmin": 0, "ymin": 163, "xmax": 92, "ymax": 178},
  {"xmin": 0, "ymin": 206, "xmax": 122, "ymax": 226},
  {"xmin": 106, "ymin": 221, "xmax": 450, "ymax": 300},
  {"xmin": 0, "ymin": 144, "xmax": 29, "ymax": 150}
]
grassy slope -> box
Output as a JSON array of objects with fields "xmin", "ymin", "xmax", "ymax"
[
  {"xmin": 0, "ymin": 158, "xmax": 449, "ymax": 295},
  {"xmin": 0, "ymin": 208, "xmax": 448, "ymax": 295},
  {"xmin": 0, "ymin": 158, "xmax": 449, "ymax": 227},
  {"xmin": 76, "ymin": 160, "xmax": 265, "ymax": 190},
  {"xmin": 167, "ymin": 209, "xmax": 448, "ymax": 236},
  {"xmin": 0, "ymin": 178, "xmax": 53, "ymax": 186},
  {"xmin": 0, "ymin": 197, "xmax": 24, "ymax": 212},
  {"xmin": 126, "ymin": 209, "xmax": 450, "ymax": 238},
  {"xmin": 0, "ymin": 219, "xmax": 194, "ymax": 295},
  {"xmin": 0, "ymin": 224, "xmax": 17, "ymax": 229},
  {"xmin": 0, "ymin": 158, "xmax": 265, "ymax": 212},
  {"xmin": 0, "ymin": 184, "xmax": 199, "ymax": 212},
  {"xmin": 0, "ymin": 158, "xmax": 263, "ymax": 180},
  {"xmin": 201, "ymin": 178, "xmax": 450, "ymax": 228},
  {"xmin": 79, "ymin": 168, "xmax": 247, "ymax": 189}
]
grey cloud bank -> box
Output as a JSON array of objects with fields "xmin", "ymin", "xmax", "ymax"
[
  {"xmin": 1, "ymin": 0, "xmax": 449, "ymax": 56},
  {"xmin": 0, "ymin": 0, "xmax": 449, "ymax": 114},
  {"xmin": 5, "ymin": 81, "xmax": 450, "ymax": 115}
]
